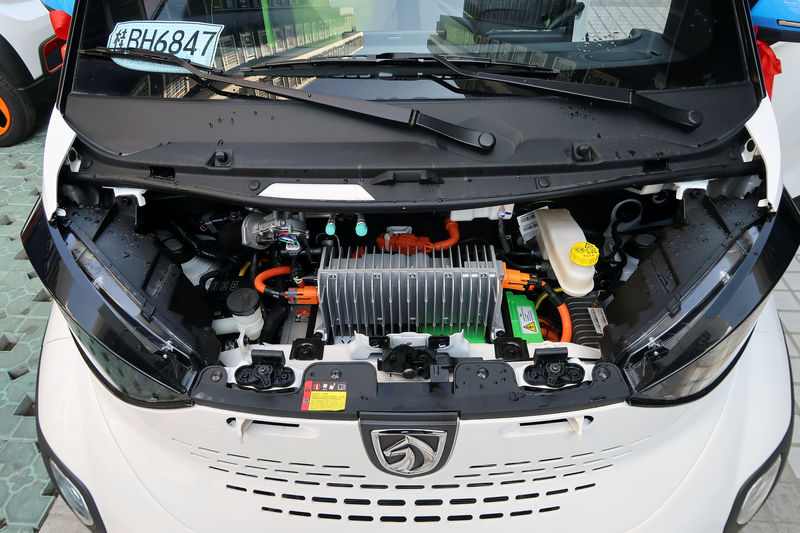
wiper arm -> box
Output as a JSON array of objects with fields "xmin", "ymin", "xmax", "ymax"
[
  {"xmin": 431, "ymin": 55, "xmax": 703, "ymax": 129},
  {"xmin": 81, "ymin": 47, "xmax": 497, "ymax": 152},
  {"xmin": 244, "ymin": 52, "xmax": 701, "ymax": 129}
]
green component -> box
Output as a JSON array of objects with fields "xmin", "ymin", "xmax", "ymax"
[
  {"xmin": 505, "ymin": 291, "xmax": 544, "ymax": 343},
  {"xmin": 422, "ymin": 325, "xmax": 486, "ymax": 344}
]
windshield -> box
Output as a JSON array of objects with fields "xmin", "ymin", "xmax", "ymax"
[{"xmin": 73, "ymin": 0, "xmax": 749, "ymax": 100}]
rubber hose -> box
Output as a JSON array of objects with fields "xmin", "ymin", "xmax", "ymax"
[{"xmin": 260, "ymin": 300, "xmax": 289, "ymax": 343}]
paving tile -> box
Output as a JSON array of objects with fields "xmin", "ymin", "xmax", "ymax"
[
  {"xmin": 763, "ymin": 481, "xmax": 800, "ymax": 522},
  {"xmin": 11, "ymin": 418, "xmax": 36, "ymax": 441},
  {"xmin": 778, "ymin": 311, "xmax": 800, "ymax": 333},
  {"xmin": 774, "ymin": 290, "xmax": 800, "ymax": 311},
  {"xmin": 782, "ymin": 272, "xmax": 800, "ymax": 289},
  {"xmin": 4, "ymin": 480, "xmax": 55, "ymax": 528},
  {"xmin": 0, "ymin": 124, "xmax": 54, "ymax": 530},
  {"xmin": 0, "ymin": 440, "xmax": 38, "ymax": 478},
  {"xmin": 38, "ymin": 497, "xmax": 87, "ymax": 533},
  {"xmin": 794, "ymin": 385, "xmax": 800, "ymax": 411},
  {"xmin": 788, "ymin": 446, "xmax": 800, "ymax": 481},
  {"xmin": 741, "ymin": 521, "xmax": 780, "ymax": 533},
  {"xmin": 788, "ymin": 256, "xmax": 800, "ymax": 273},
  {"xmin": 787, "ymin": 335, "xmax": 800, "ymax": 359}
]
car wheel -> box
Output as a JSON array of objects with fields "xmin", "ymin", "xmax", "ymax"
[{"xmin": 0, "ymin": 74, "xmax": 36, "ymax": 147}]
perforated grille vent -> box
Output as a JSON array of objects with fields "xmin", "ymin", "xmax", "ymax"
[{"xmin": 176, "ymin": 436, "xmax": 651, "ymax": 524}]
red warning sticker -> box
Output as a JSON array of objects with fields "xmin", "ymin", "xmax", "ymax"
[{"xmin": 301, "ymin": 380, "xmax": 347, "ymax": 411}]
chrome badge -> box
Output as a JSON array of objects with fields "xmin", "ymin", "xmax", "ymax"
[{"xmin": 370, "ymin": 429, "xmax": 448, "ymax": 476}]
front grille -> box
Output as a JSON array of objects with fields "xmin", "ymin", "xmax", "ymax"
[{"xmin": 178, "ymin": 435, "xmax": 645, "ymax": 524}]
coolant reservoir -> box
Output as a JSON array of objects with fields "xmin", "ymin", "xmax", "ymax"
[{"xmin": 535, "ymin": 209, "xmax": 598, "ymax": 297}]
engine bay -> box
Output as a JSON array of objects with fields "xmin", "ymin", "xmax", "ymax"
[{"xmin": 57, "ymin": 177, "xmax": 767, "ymax": 396}]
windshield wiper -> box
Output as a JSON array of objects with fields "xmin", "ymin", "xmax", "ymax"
[
  {"xmin": 241, "ymin": 52, "xmax": 559, "ymax": 76},
  {"xmin": 429, "ymin": 54, "xmax": 703, "ymax": 129},
  {"xmin": 81, "ymin": 47, "xmax": 497, "ymax": 152},
  {"xmin": 245, "ymin": 52, "xmax": 702, "ymax": 129}
]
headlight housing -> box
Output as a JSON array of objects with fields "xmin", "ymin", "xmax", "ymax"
[
  {"xmin": 604, "ymin": 191, "xmax": 800, "ymax": 403},
  {"xmin": 64, "ymin": 235, "xmax": 196, "ymax": 403},
  {"xmin": 625, "ymin": 227, "xmax": 761, "ymax": 401},
  {"xmin": 22, "ymin": 203, "xmax": 213, "ymax": 405}
]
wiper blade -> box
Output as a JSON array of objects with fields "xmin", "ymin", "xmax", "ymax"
[
  {"xmin": 431, "ymin": 54, "xmax": 703, "ymax": 129},
  {"xmin": 81, "ymin": 47, "xmax": 497, "ymax": 152},
  {"xmin": 242, "ymin": 52, "xmax": 559, "ymax": 76}
]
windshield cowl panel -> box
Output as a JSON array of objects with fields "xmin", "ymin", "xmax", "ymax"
[{"xmin": 65, "ymin": 81, "xmax": 757, "ymax": 167}]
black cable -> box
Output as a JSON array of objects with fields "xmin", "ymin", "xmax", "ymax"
[
  {"xmin": 498, "ymin": 219, "xmax": 512, "ymax": 254},
  {"xmin": 260, "ymin": 300, "xmax": 289, "ymax": 343},
  {"xmin": 249, "ymin": 251, "xmax": 259, "ymax": 286},
  {"xmin": 169, "ymin": 220, "xmax": 236, "ymax": 263}
]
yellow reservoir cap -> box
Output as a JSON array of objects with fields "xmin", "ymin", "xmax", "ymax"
[{"xmin": 570, "ymin": 242, "xmax": 599, "ymax": 267}]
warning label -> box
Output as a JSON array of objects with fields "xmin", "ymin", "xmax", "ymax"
[
  {"xmin": 588, "ymin": 307, "xmax": 608, "ymax": 334},
  {"xmin": 294, "ymin": 308, "xmax": 311, "ymax": 323},
  {"xmin": 301, "ymin": 380, "xmax": 347, "ymax": 411},
  {"xmin": 516, "ymin": 306, "xmax": 539, "ymax": 335}
]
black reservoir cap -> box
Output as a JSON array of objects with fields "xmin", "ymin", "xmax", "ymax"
[{"xmin": 227, "ymin": 288, "xmax": 261, "ymax": 317}]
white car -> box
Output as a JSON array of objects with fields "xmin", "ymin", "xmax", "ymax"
[
  {"xmin": 0, "ymin": 0, "xmax": 63, "ymax": 146},
  {"xmin": 23, "ymin": 1, "xmax": 800, "ymax": 532}
]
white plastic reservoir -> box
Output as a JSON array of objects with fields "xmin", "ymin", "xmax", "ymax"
[{"xmin": 535, "ymin": 209, "xmax": 596, "ymax": 297}]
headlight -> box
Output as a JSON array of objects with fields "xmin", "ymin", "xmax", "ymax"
[
  {"xmin": 625, "ymin": 228, "xmax": 760, "ymax": 401},
  {"xmin": 49, "ymin": 459, "xmax": 96, "ymax": 527},
  {"xmin": 63, "ymin": 234, "xmax": 196, "ymax": 404},
  {"xmin": 22, "ymin": 203, "xmax": 204, "ymax": 405},
  {"xmin": 736, "ymin": 455, "xmax": 782, "ymax": 525},
  {"xmin": 608, "ymin": 192, "xmax": 800, "ymax": 403}
]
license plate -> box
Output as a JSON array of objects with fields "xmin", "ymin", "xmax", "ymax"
[{"xmin": 106, "ymin": 21, "xmax": 224, "ymax": 73}]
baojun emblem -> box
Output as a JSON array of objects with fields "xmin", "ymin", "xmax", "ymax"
[{"xmin": 370, "ymin": 429, "xmax": 447, "ymax": 476}]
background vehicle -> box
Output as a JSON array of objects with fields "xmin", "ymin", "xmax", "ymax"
[{"xmin": 0, "ymin": 0, "xmax": 63, "ymax": 146}]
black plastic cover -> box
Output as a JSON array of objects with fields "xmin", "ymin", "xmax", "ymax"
[
  {"xmin": 602, "ymin": 193, "xmax": 767, "ymax": 360},
  {"xmin": 191, "ymin": 360, "xmax": 628, "ymax": 420},
  {"xmin": 63, "ymin": 203, "xmax": 219, "ymax": 365}
]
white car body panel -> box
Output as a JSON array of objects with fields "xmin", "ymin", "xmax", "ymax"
[
  {"xmin": 37, "ymin": 298, "xmax": 792, "ymax": 533},
  {"xmin": 41, "ymin": 108, "xmax": 76, "ymax": 219},
  {"xmin": 745, "ymin": 97, "xmax": 783, "ymax": 211}
]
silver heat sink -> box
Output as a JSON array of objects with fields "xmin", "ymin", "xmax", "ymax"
[{"xmin": 317, "ymin": 245, "xmax": 504, "ymax": 341}]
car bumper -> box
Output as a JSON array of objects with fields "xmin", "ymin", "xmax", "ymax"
[
  {"xmin": 18, "ymin": 68, "xmax": 59, "ymax": 108},
  {"xmin": 36, "ymin": 297, "xmax": 793, "ymax": 533}
]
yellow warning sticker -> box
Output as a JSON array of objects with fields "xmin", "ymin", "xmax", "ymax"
[
  {"xmin": 302, "ymin": 381, "xmax": 347, "ymax": 411},
  {"xmin": 517, "ymin": 306, "xmax": 539, "ymax": 335}
]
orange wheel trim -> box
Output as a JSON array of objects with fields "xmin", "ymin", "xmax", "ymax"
[{"xmin": 0, "ymin": 97, "xmax": 10, "ymax": 136}]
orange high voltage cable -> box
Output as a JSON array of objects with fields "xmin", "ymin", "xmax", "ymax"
[{"xmin": 502, "ymin": 265, "xmax": 572, "ymax": 343}]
